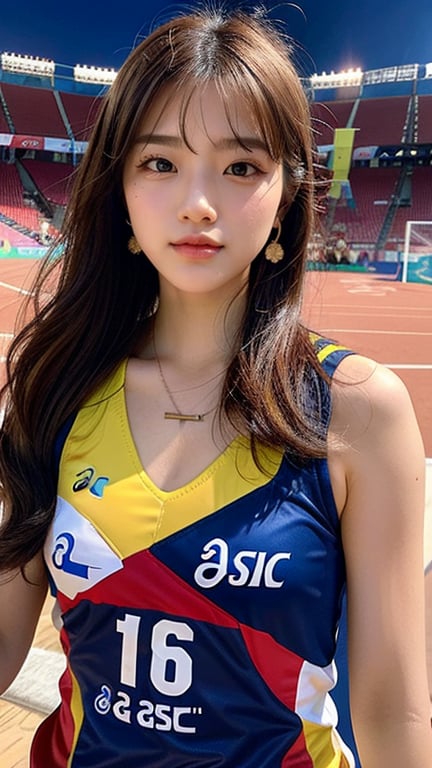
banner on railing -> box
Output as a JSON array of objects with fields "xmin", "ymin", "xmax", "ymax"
[
  {"xmin": 328, "ymin": 128, "xmax": 357, "ymax": 199},
  {"xmin": 0, "ymin": 133, "xmax": 88, "ymax": 154},
  {"xmin": 10, "ymin": 135, "xmax": 44, "ymax": 149}
]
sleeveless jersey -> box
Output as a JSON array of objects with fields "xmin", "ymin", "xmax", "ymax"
[{"xmin": 33, "ymin": 340, "xmax": 356, "ymax": 768}]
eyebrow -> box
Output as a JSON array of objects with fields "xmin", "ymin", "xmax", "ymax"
[{"xmin": 133, "ymin": 134, "xmax": 269, "ymax": 152}]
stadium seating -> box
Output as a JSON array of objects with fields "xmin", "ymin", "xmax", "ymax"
[
  {"xmin": 311, "ymin": 100, "xmax": 355, "ymax": 146},
  {"xmin": 0, "ymin": 61, "xmax": 431, "ymax": 262},
  {"xmin": 352, "ymin": 96, "xmax": 410, "ymax": 146},
  {"xmin": 311, "ymin": 95, "xmax": 411, "ymax": 147},
  {"xmin": 417, "ymin": 94, "xmax": 432, "ymax": 143},
  {"xmin": 388, "ymin": 166, "xmax": 432, "ymax": 244},
  {"xmin": 0, "ymin": 100, "xmax": 10, "ymax": 133},
  {"xmin": 332, "ymin": 167, "xmax": 400, "ymax": 244},
  {"xmin": 21, "ymin": 159, "xmax": 76, "ymax": 207},
  {"xmin": 1, "ymin": 83, "xmax": 68, "ymax": 138},
  {"xmin": 59, "ymin": 92, "xmax": 101, "ymax": 142},
  {"xmin": 0, "ymin": 163, "xmax": 40, "ymax": 233}
]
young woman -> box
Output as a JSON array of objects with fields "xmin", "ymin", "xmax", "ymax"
[{"xmin": 0, "ymin": 6, "xmax": 430, "ymax": 767}]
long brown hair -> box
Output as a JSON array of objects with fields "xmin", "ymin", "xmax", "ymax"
[{"xmin": 0, "ymin": 5, "xmax": 328, "ymax": 571}]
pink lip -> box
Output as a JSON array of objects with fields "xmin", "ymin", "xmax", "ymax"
[
  {"xmin": 171, "ymin": 235, "xmax": 222, "ymax": 259},
  {"xmin": 172, "ymin": 235, "xmax": 221, "ymax": 247}
]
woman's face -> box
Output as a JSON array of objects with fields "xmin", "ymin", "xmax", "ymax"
[{"xmin": 123, "ymin": 82, "xmax": 284, "ymax": 301}]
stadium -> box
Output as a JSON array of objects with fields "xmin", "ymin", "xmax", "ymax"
[
  {"xmin": 0, "ymin": 43, "xmax": 431, "ymax": 768},
  {"xmin": 1, "ymin": 51, "xmax": 432, "ymax": 281}
]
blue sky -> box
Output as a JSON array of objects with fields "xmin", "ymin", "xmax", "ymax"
[{"xmin": 1, "ymin": 0, "xmax": 431, "ymax": 76}]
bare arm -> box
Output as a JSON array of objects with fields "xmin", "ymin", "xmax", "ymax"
[
  {"xmin": 425, "ymin": 565, "xmax": 432, "ymax": 718},
  {"xmin": 0, "ymin": 551, "xmax": 47, "ymax": 693},
  {"xmin": 329, "ymin": 356, "xmax": 432, "ymax": 768}
]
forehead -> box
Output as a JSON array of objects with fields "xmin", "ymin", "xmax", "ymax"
[{"xmin": 134, "ymin": 81, "xmax": 264, "ymax": 145}]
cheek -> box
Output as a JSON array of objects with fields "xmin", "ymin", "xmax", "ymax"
[
  {"xmin": 239, "ymin": 195, "xmax": 281, "ymax": 256},
  {"xmin": 124, "ymin": 181, "xmax": 139, "ymax": 212},
  {"xmin": 238, "ymin": 215, "xmax": 272, "ymax": 260},
  {"xmin": 125, "ymin": 184, "xmax": 158, "ymax": 223},
  {"xmin": 242, "ymin": 190, "xmax": 280, "ymax": 235},
  {"xmin": 247, "ymin": 175, "xmax": 282, "ymax": 215}
]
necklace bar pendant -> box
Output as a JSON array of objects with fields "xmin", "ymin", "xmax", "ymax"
[{"xmin": 164, "ymin": 411, "xmax": 204, "ymax": 422}]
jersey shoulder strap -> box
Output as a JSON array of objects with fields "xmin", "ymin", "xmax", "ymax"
[
  {"xmin": 308, "ymin": 332, "xmax": 356, "ymax": 430},
  {"xmin": 310, "ymin": 332, "xmax": 355, "ymax": 378}
]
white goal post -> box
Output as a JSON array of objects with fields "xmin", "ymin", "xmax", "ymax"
[{"xmin": 402, "ymin": 220, "xmax": 432, "ymax": 283}]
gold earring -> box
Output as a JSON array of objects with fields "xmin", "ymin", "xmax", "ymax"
[
  {"xmin": 265, "ymin": 220, "xmax": 284, "ymax": 263},
  {"xmin": 128, "ymin": 235, "xmax": 142, "ymax": 254}
]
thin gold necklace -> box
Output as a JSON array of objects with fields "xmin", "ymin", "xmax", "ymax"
[{"xmin": 153, "ymin": 335, "xmax": 219, "ymax": 422}]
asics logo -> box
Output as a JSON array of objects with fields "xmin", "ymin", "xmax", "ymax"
[
  {"xmin": 194, "ymin": 537, "xmax": 292, "ymax": 589},
  {"xmin": 52, "ymin": 532, "xmax": 91, "ymax": 579},
  {"xmin": 73, "ymin": 467, "xmax": 109, "ymax": 498}
]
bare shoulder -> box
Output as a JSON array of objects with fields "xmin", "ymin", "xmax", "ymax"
[
  {"xmin": 327, "ymin": 354, "xmax": 424, "ymax": 515},
  {"xmin": 330, "ymin": 353, "xmax": 420, "ymax": 443}
]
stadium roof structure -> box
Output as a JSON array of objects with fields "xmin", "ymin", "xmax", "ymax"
[{"xmin": 1, "ymin": 48, "xmax": 432, "ymax": 92}]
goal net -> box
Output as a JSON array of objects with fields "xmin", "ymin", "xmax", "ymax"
[{"xmin": 402, "ymin": 220, "xmax": 432, "ymax": 284}]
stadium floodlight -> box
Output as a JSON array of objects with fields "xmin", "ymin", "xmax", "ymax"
[
  {"xmin": 1, "ymin": 52, "xmax": 55, "ymax": 76},
  {"xmin": 74, "ymin": 64, "xmax": 117, "ymax": 85},
  {"xmin": 310, "ymin": 68, "xmax": 363, "ymax": 89},
  {"xmin": 396, "ymin": 64, "xmax": 418, "ymax": 81},
  {"xmin": 363, "ymin": 64, "xmax": 418, "ymax": 86}
]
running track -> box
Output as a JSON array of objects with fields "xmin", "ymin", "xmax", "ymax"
[{"xmin": 304, "ymin": 270, "xmax": 432, "ymax": 457}]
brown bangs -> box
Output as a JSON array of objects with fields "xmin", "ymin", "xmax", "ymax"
[
  {"xmin": 134, "ymin": 69, "xmax": 296, "ymax": 172},
  {"xmin": 109, "ymin": 10, "xmax": 311, "ymax": 181}
]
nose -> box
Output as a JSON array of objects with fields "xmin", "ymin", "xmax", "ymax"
[{"xmin": 177, "ymin": 173, "xmax": 217, "ymax": 224}]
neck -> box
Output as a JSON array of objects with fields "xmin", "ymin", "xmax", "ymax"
[
  {"xmin": 140, "ymin": 288, "xmax": 246, "ymax": 424},
  {"xmin": 152, "ymin": 285, "xmax": 246, "ymax": 370}
]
